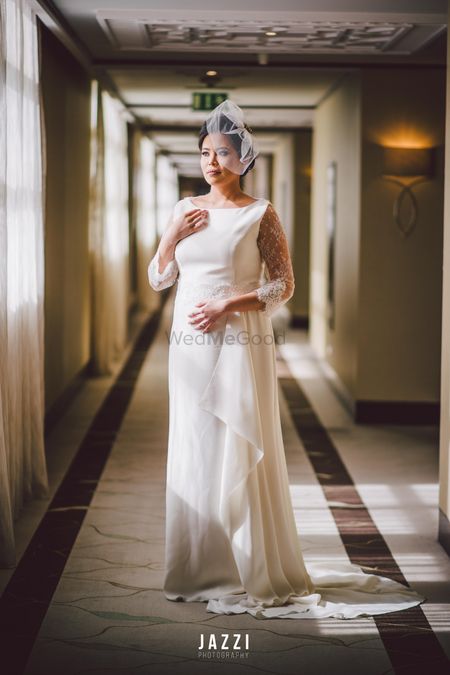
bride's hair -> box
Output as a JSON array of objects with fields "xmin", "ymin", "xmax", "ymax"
[{"xmin": 198, "ymin": 116, "xmax": 256, "ymax": 176}]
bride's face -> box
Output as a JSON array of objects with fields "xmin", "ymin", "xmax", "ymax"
[{"xmin": 200, "ymin": 134, "xmax": 242, "ymax": 183}]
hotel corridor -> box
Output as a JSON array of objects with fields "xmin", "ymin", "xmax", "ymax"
[{"xmin": 2, "ymin": 1, "xmax": 450, "ymax": 673}]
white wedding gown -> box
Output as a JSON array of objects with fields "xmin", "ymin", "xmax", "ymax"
[{"xmin": 148, "ymin": 196, "xmax": 426, "ymax": 619}]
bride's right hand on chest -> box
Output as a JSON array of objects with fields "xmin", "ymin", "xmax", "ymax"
[
  {"xmin": 150, "ymin": 208, "xmax": 209, "ymax": 283},
  {"xmin": 169, "ymin": 209, "xmax": 209, "ymax": 244}
]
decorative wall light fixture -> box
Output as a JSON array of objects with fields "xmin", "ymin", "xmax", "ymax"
[{"xmin": 381, "ymin": 146, "xmax": 434, "ymax": 237}]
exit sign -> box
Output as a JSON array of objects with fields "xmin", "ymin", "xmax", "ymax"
[{"xmin": 192, "ymin": 92, "xmax": 228, "ymax": 111}]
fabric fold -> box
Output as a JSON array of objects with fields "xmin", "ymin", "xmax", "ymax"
[
  {"xmin": 198, "ymin": 311, "xmax": 265, "ymax": 539},
  {"xmin": 197, "ymin": 309, "xmax": 426, "ymax": 619},
  {"xmin": 206, "ymin": 559, "xmax": 427, "ymax": 619}
]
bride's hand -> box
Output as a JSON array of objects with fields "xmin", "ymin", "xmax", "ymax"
[
  {"xmin": 188, "ymin": 299, "xmax": 228, "ymax": 333},
  {"xmin": 168, "ymin": 208, "xmax": 209, "ymax": 243}
]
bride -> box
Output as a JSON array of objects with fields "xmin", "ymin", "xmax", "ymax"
[{"xmin": 147, "ymin": 100, "xmax": 425, "ymax": 619}]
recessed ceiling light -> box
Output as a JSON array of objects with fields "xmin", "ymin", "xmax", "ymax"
[
  {"xmin": 265, "ymin": 31, "xmax": 277, "ymax": 37},
  {"xmin": 206, "ymin": 70, "xmax": 218, "ymax": 76}
]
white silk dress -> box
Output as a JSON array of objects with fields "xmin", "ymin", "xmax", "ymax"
[{"xmin": 148, "ymin": 196, "xmax": 426, "ymax": 619}]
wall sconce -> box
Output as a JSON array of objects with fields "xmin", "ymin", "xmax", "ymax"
[{"xmin": 381, "ymin": 146, "xmax": 434, "ymax": 237}]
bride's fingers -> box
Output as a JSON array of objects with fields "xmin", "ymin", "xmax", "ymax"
[
  {"xmin": 196, "ymin": 316, "xmax": 212, "ymax": 331},
  {"xmin": 185, "ymin": 208, "xmax": 205, "ymax": 217},
  {"xmin": 203, "ymin": 319, "xmax": 217, "ymax": 332},
  {"xmin": 187, "ymin": 211, "xmax": 208, "ymax": 225},
  {"xmin": 189, "ymin": 313, "xmax": 206, "ymax": 325},
  {"xmin": 187, "ymin": 212, "xmax": 205, "ymax": 224},
  {"xmin": 188, "ymin": 308, "xmax": 206, "ymax": 318},
  {"xmin": 190, "ymin": 218, "xmax": 209, "ymax": 231},
  {"xmin": 185, "ymin": 208, "xmax": 207, "ymax": 221}
]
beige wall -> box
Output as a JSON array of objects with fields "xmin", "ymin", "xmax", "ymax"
[
  {"xmin": 359, "ymin": 68, "xmax": 445, "ymax": 401},
  {"xmin": 292, "ymin": 131, "xmax": 312, "ymax": 321},
  {"xmin": 310, "ymin": 73, "xmax": 362, "ymax": 397},
  {"xmin": 40, "ymin": 25, "xmax": 92, "ymax": 411},
  {"xmin": 310, "ymin": 68, "xmax": 445, "ymax": 405},
  {"xmin": 439, "ymin": 5, "xmax": 450, "ymax": 538}
]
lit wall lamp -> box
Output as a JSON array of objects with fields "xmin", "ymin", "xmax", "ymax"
[{"xmin": 381, "ymin": 146, "xmax": 434, "ymax": 237}]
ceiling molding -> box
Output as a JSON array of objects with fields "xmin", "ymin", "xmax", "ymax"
[
  {"xmin": 96, "ymin": 9, "xmax": 446, "ymax": 56},
  {"xmin": 97, "ymin": 59, "xmax": 446, "ymax": 70},
  {"xmin": 96, "ymin": 9, "xmax": 448, "ymax": 25}
]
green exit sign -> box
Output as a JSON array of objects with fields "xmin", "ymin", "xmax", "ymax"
[{"xmin": 192, "ymin": 92, "xmax": 228, "ymax": 111}]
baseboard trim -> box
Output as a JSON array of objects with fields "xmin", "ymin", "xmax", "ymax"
[
  {"xmin": 291, "ymin": 314, "xmax": 309, "ymax": 329},
  {"xmin": 355, "ymin": 400, "xmax": 440, "ymax": 425},
  {"xmin": 438, "ymin": 509, "xmax": 450, "ymax": 557}
]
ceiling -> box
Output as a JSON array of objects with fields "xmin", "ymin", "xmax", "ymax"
[
  {"xmin": 43, "ymin": 1, "xmax": 447, "ymax": 133},
  {"xmin": 109, "ymin": 67, "xmax": 342, "ymax": 128},
  {"xmin": 97, "ymin": 9, "xmax": 445, "ymax": 57},
  {"xmin": 48, "ymin": 1, "xmax": 447, "ymax": 64}
]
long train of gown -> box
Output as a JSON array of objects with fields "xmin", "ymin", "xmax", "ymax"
[{"xmin": 148, "ymin": 196, "xmax": 426, "ymax": 619}]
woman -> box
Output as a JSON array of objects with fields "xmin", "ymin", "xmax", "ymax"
[{"xmin": 148, "ymin": 100, "xmax": 425, "ymax": 619}]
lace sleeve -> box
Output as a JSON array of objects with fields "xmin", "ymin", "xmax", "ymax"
[
  {"xmin": 147, "ymin": 207, "xmax": 180, "ymax": 291},
  {"xmin": 256, "ymin": 203, "xmax": 295, "ymax": 317},
  {"xmin": 148, "ymin": 249, "xmax": 179, "ymax": 291}
]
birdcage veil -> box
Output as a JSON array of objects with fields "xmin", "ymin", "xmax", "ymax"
[{"xmin": 204, "ymin": 100, "xmax": 259, "ymax": 175}]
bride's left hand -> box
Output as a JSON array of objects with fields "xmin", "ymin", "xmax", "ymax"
[{"xmin": 188, "ymin": 299, "xmax": 228, "ymax": 332}]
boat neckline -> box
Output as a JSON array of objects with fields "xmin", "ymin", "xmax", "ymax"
[{"xmin": 187, "ymin": 196, "xmax": 265, "ymax": 210}]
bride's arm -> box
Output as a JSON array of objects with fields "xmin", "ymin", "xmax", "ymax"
[
  {"xmin": 149, "ymin": 204, "xmax": 209, "ymax": 291},
  {"xmin": 148, "ymin": 211, "xmax": 180, "ymax": 291},
  {"xmin": 223, "ymin": 203, "xmax": 295, "ymax": 317}
]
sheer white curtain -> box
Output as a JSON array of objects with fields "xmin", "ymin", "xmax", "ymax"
[
  {"xmin": 89, "ymin": 82, "xmax": 130, "ymax": 374},
  {"xmin": 0, "ymin": 0, "xmax": 48, "ymax": 567},
  {"xmin": 133, "ymin": 132, "xmax": 158, "ymax": 311}
]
